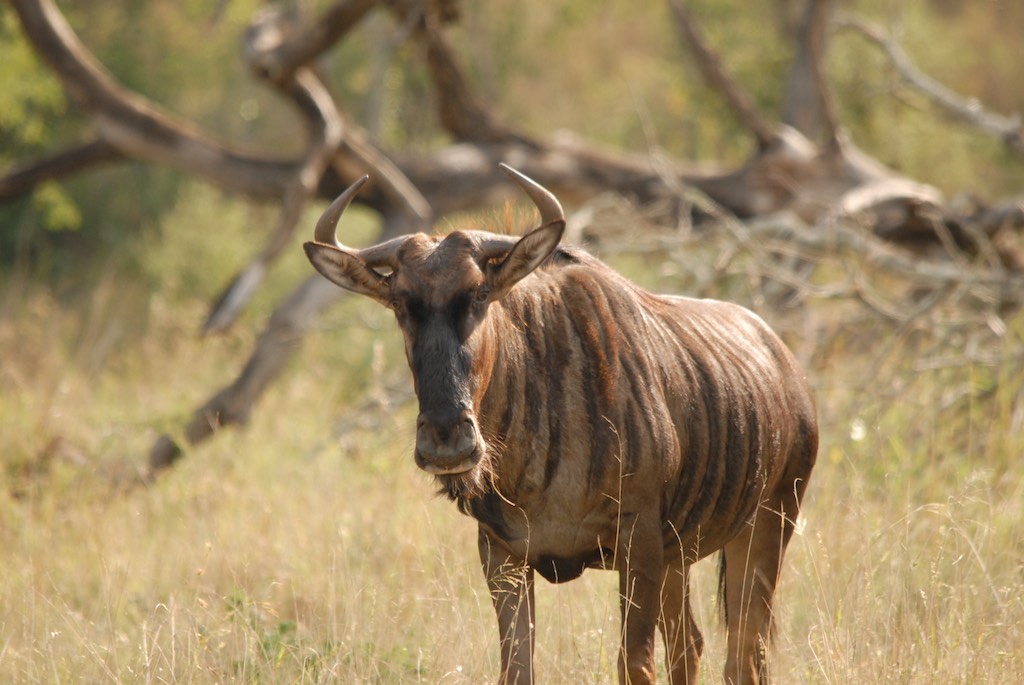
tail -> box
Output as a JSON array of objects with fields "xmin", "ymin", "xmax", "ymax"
[{"xmin": 718, "ymin": 550, "xmax": 728, "ymax": 625}]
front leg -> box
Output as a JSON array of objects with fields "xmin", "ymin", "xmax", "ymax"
[
  {"xmin": 479, "ymin": 528, "xmax": 535, "ymax": 685},
  {"xmin": 618, "ymin": 514, "xmax": 664, "ymax": 685}
]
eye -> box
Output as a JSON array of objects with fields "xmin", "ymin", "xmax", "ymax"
[
  {"xmin": 389, "ymin": 293, "xmax": 415, "ymax": 320},
  {"xmin": 474, "ymin": 285, "xmax": 491, "ymax": 305}
]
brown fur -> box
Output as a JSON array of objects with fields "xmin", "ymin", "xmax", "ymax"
[{"xmin": 306, "ymin": 209, "xmax": 817, "ymax": 685}]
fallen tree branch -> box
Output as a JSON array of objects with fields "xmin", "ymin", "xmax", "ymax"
[
  {"xmin": 781, "ymin": 0, "xmax": 841, "ymax": 146},
  {"xmin": 7, "ymin": 0, "xmax": 302, "ymax": 198},
  {"xmin": 666, "ymin": 0, "xmax": 776, "ymax": 149},
  {"xmin": 415, "ymin": 8, "xmax": 538, "ymax": 146},
  {"xmin": 0, "ymin": 139, "xmax": 123, "ymax": 201},
  {"xmin": 149, "ymin": 274, "xmax": 346, "ymax": 475},
  {"xmin": 202, "ymin": 11, "xmax": 348, "ymax": 333},
  {"xmin": 244, "ymin": 0, "xmax": 379, "ymax": 84},
  {"xmin": 9, "ymin": 0, "xmax": 1022, "ymax": 481},
  {"xmin": 836, "ymin": 14, "xmax": 1024, "ymax": 158}
]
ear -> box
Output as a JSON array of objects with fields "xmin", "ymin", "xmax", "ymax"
[
  {"xmin": 487, "ymin": 222, "xmax": 564, "ymax": 300},
  {"xmin": 304, "ymin": 241, "xmax": 391, "ymax": 306}
]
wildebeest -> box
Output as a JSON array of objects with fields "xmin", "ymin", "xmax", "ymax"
[{"xmin": 303, "ymin": 165, "xmax": 817, "ymax": 685}]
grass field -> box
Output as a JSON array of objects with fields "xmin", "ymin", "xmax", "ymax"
[{"xmin": 2, "ymin": 196, "xmax": 1023, "ymax": 683}]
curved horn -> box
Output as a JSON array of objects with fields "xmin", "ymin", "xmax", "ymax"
[
  {"xmin": 356, "ymin": 236, "xmax": 405, "ymax": 269},
  {"xmin": 314, "ymin": 175, "xmax": 368, "ymax": 246},
  {"xmin": 313, "ymin": 175, "xmax": 402, "ymax": 269},
  {"xmin": 475, "ymin": 164, "xmax": 566, "ymax": 260},
  {"xmin": 499, "ymin": 163, "xmax": 565, "ymax": 230}
]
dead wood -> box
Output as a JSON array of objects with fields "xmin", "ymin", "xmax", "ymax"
[
  {"xmin": 0, "ymin": 139, "xmax": 123, "ymax": 201},
  {"xmin": 666, "ymin": 0, "xmax": 775, "ymax": 149},
  {"xmin": 4, "ymin": 0, "xmax": 1022, "ymax": 477},
  {"xmin": 148, "ymin": 275, "xmax": 345, "ymax": 474},
  {"xmin": 835, "ymin": 14, "xmax": 1024, "ymax": 159},
  {"xmin": 203, "ymin": 9, "xmax": 347, "ymax": 333},
  {"xmin": 781, "ymin": 0, "xmax": 841, "ymax": 146}
]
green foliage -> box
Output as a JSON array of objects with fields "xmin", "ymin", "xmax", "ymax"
[
  {"xmin": 30, "ymin": 181, "xmax": 82, "ymax": 232},
  {"xmin": 0, "ymin": 10, "xmax": 77, "ymax": 251},
  {"xmin": 0, "ymin": 12, "xmax": 65, "ymax": 148}
]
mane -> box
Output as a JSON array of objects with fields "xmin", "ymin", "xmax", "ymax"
[{"xmin": 549, "ymin": 244, "xmax": 587, "ymax": 265}]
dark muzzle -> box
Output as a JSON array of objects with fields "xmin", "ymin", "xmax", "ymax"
[{"xmin": 414, "ymin": 407, "xmax": 483, "ymax": 474}]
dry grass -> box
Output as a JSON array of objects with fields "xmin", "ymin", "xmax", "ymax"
[{"xmin": 2, "ymin": 210, "xmax": 1024, "ymax": 683}]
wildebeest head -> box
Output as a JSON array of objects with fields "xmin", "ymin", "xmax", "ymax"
[{"xmin": 304, "ymin": 165, "xmax": 565, "ymax": 491}]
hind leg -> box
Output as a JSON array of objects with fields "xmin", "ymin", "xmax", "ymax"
[
  {"xmin": 658, "ymin": 561, "xmax": 703, "ymax": 684},
  {"xmin": 722, "ymin": 481, "xmax": 805, "ymax": 685}
]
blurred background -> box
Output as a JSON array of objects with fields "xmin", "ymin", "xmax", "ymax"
[{"xmin": 2, "ymin": 1, "xmax": 1023, "ymax": 682}]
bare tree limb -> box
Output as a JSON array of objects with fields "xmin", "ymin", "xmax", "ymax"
[
  {"xmin": 202, "ymin": 11, "xmax": 349, "ymax": 333},
  {"xmin": 149, "ymin": 274, "xmax": 347, "ymax": 475},
  {"xmin": 781, "ymin": 0, "xmax": 841, "ymax": 147},
  {"xmin": 5, "ymin": 0, "xmax": 441, "ymax": 223},
  {"xmin": 9, "ymin": 0, "xmax": 936, "ymax": 235},
  {"xmin": 0, "ymin": 139, "xmax": 123, "ymax": 201},
  {"xmin": 245, "ymin": 0, "xmax": 380, "ymax": 84},
  {"xmin": 666, "ymin": 0, "xmax": 776, "ymax": 149},
  {"xmin": 835, "ymin": 14, "xmax": 1024, "ymax": 158},
  {"xmin": 7, "ymin": 0, "xmax": 307, "ymax": 199},
  {"xmin": 417, "ymin": 13, "xmax": 538, "ymax": 146},
  {"xmin": 11, "ymin": 0, "xmax": 1023, "ymax": 481}
]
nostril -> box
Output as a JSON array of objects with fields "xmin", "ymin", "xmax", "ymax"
[{"xmin": 417, "ymin": 410, "xmax": 477, "ymax": 447}]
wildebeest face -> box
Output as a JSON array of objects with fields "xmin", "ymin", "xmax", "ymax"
[
  {"xmin": 302, "ymin": 165, "xmax": 565, "ymax": 484},
  {"xmin": 390, "ymin": 232, "xmax": 493, "ymax": 476},
  {"xmin": 301, "ymin": 165, "xmax": 569, "ymax": 483},
  {"xmin": 307, "ymin": 225, "xmax": 561, "ymax": 478}
]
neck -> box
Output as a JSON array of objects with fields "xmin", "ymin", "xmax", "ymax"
[{"xmin": 471, "ymin": 293, "xmax": 540, "ymax": 480}]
